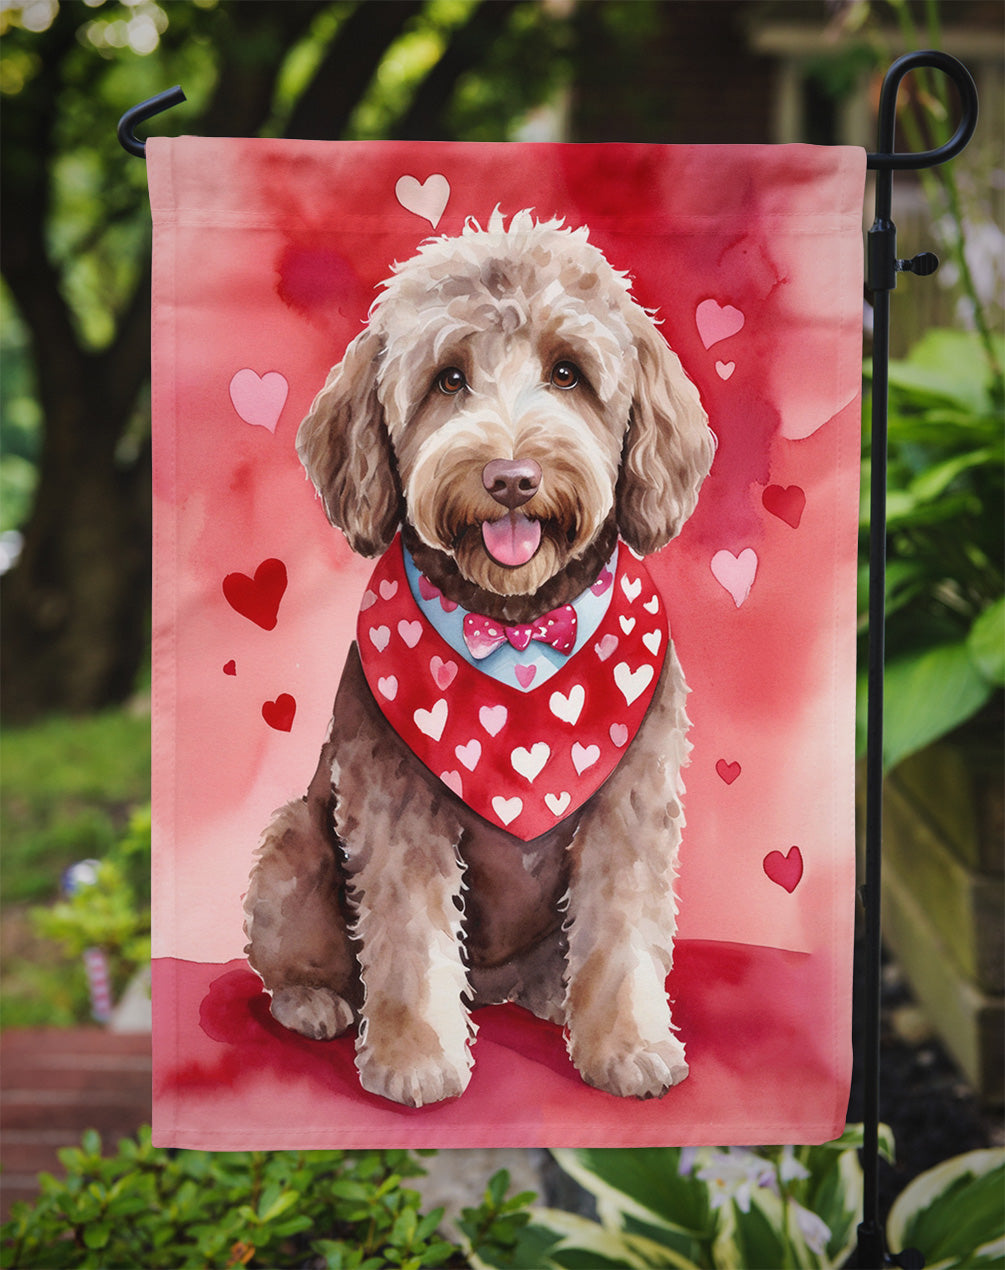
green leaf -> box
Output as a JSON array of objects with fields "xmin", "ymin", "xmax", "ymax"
[
  {"xmin": 968, "ymin": 599, "xmax": 1005, "ymax": 686},
  {"xmin": 887, "ymin": 1148, "xmax": 1005, "ymax": 1269},
  {"xmin": 887, "ymin": 329, "xmax": 1003, "ymax": 416},
  {"xmin": 82, "ymin": 1221, "xmax": 112, "ymax": 1250},
  {"xmin": 258, "ymin": 1186, "xmax": 299, "ymax": 1224},
  {"xmin": 882, "ymin": 641, "xmax": 995, "ymax": 769},
  {"xmin": 550, "ymin": 1148, "xmax": 709, "ymax": 1239},
  {"xmin": 529, "ymin": 1209, "xmax": 654, "ymax": 1269}
]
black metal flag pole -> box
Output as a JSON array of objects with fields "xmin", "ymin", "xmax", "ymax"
[
  {"xmin": 117, "ymin": 52, "xmax": 980, "ymax": 1270},
  {"xmin": 859, "ymin": 50, "xmax": 977, "ymax": 1270}
]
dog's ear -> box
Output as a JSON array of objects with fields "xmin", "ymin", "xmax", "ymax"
[
  {"xmin": 296, "ymin": 327, "xmax": 402, "ymax": 556},
  {"xmin": 616, "ymin": 312, "xmax": 715, "ymax": 555}
]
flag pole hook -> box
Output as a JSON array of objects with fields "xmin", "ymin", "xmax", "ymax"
[{"xmin": 117, "ymin": 85, "xmax": 187, "ymax": 158}]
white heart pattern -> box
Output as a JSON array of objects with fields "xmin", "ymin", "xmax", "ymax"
[
  {"xmin": 455, "ymin": 738, "xmax": 481, "ymax": 771},
  {"xmin": 377, "ymin": 676, "xmax": 398, "ymax": 701},
  {"xmin": 549, "ymin": 683, "xmax": 585, "ymax": 725},
  {"xmin": 414, "ymin": 698, "xmax": 448, "ymax": 742},
  {"xmin": 544, "ymin": 791, "xmax": 572, "ymax": 816},
  {"xmin": 643, "ymin": 595, "xmax": 659, "ymax": 614},
  {"xmin": 571, "ymin": 742, "xmax": 600, "ymax": 775},
  {"xmin": 643, "ymin": 629, "xmax": 662, "ymax": 655},
  {"xmin": 370, "ymin": 625, "xmax": 390, "ymax": 652},
  {"xmin": 479, "ymin": 704, "xmax": 507, "ymax": 736},
  {"xmin": 621, "ymin": 575, "xmax": 642, "ymax": 603},
  {"xmin": 595, "ymin": 634, "xmax": 619, "ymax": 662},
  {"xmin": 398, "ymin": 619, "xmax": 422, "ymax": 648},
  {"xmin": 492, "ymin": 795, "xmax": 522, "ymax": 826},
  {"xmin": 620, "ymin": 615, "xmax": 636, "ymax": 634},
  {"xmin": 511, "ymin": 742, "xmax": 550, "ymax": 782},
  {"xmin": 614, "ymin": 661, "xmax": 654, "ymax": 706}
]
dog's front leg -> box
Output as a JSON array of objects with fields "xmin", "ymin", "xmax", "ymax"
[
  {"xmin": 563, "ymin": 655, "xmax": 692, "ymax": 1099},
  {"xmin": 333, "ymin": 741, "xmax": 472, "ymax": 1107}
]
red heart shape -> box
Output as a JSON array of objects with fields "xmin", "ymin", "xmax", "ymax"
[
  {"xmin": 763, "ymin": 846, "xmax": 803, "ymax": 893},
  {"xmin": 262, "ymin": 694, "xmax": 296, "ymax": 732},
  {"xmin": 223, "ymin": 660, "xmax": 237, "ymax": 676},
  {"xmin": 223, "ymin": 559, "xmax": 287, "ymax": 630},
  {"xmin": 762, "ymin": 485, "xmax": 806, "ymax": 529},
  {"xmin": 716, "ymin": 759, "xmax": 741, "ymax": 784}
]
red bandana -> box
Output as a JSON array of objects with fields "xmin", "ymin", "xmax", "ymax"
[{"xmin": 357, "ymin": 537, "xmax": 668, "ymax": 841}]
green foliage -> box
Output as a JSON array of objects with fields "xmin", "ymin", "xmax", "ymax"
[
  {"xmin": 0, "ymin": 1129, "xmax": 538, "ymax": 1269},
  {"xmin": 0, "ymin": 707, "xmax": 151, "ymax": 904},
  {"xmin": 457, "ymin": 1167, "xmax": 558, "ymax": 1268},
  {"xmin": 886, "ymin": 1148, "xmax": 1005, "ymax": 1270},
  {"xmin": 31, "ymin": 805, "xmax": 151, "ymax": 1004},
  {"xmin": 524, "ymin": 1125, "xmax": 895, "ymax": 1270},
  {"xmin": 859, "ymin": 329, "xmax": 1004, "ymax": 768}
]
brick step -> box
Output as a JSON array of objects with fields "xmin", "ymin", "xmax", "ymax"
[{"xmin": 0, "ymin": 1029, "xmax": 152, "ymax": 1223}]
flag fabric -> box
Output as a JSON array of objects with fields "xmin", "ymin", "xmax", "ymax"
[{"xmin": 149, "ymin": 137, "xmax": 865, "ymax": 1149}]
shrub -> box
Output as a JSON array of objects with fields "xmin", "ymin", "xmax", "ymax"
[{"xmin": 0, "ymin": 1129, "xmax": 538, "ymax": 1269}]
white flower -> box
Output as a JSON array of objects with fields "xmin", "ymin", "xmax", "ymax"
[
  {"xmin": 790, "ymin": 1199, "xmax": 832, "ymax": 1256},
  {"xmin": 779, "ymin": 1145, "xmax": 810, "ymax": 1184},
  {"xmin": 696, "ymin": 1148, "xmax": 768, "ymax": 1214},
  {"xmin": 678, "ymin": 1146, "xmax": 698, "ymax": 1178}
]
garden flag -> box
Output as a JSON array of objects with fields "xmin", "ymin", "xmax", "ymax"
[{"xmin": 149, "ymin": 138, "xmax": 865, "ymax": 1149}]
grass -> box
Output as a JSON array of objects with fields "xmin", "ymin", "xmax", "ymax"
[
  {"xmin": 1, "ymin": 705, "xmax": 151, "ymax": 904},
  {"xmin": 1, "ymin": 703, "xmax": 151, "ymax": 1027}
]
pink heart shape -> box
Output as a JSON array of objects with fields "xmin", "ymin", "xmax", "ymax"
[
  {"xmin": 395, "ymin": 174, "xmax": 450, "ymax": 228},
  {"xmin": 440, "ymin": 769, "xmax": 463, "ymax": 798},
  {"xmin": 229, "ymin": 369, "xmax": 288, "ymax": 432},
  {"xmin": 594, "ymin": 634, "xmax": 619, "ymax": 662},
  {"xmin": 515, "ymin": 664, "xmax": 537, "ymax": 688},
  {"xmin": 609, "ymin": 723, "xmax": 629, "ymax": 748},
  {"xmin": 716, "ymin": 759, "xmax": 741, "ymax": 785},
  {"xmin": 430, "ymin": 656, "xmax": 458, "ymax": 690},
  {"xmin": 763, "ymin": 846, "xmax": 803, "ymax": 893},
  {"xmin": 710, "ymin": 548, "xmax": 758, "ymax": 608},
  {"xmin": 695, "ymin": 299, "xmax": 745, "ymax": 350}
]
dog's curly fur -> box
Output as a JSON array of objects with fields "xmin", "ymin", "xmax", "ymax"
[{"xmin": 244, "ymin": 211, "xmax": 715, "ymax": 1107}]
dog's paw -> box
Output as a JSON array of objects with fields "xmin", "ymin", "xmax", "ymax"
[
  {"xmin": 269, "ymin": 985, "xmax": 355, "ymax": 1040},
  {"xmin": 356, "ymin": 1047, "xmax": 472, "ymax": 1108},
  {"xmin": 575, "ymin": 1035, "xmax": 689, "ymax": 1100}
]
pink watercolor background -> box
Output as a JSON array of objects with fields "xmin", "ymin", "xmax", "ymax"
[{"xmin": 149, "ymin": 138, "xmax": 865, "ymax": 1147}]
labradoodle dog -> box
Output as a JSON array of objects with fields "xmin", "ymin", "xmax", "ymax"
[{"xmin": 244, "ymin": 210, "xmax": 715, "ymax": 1108}]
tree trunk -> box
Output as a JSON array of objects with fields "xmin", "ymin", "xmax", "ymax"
[{"xmin": 0, "ymin": 345, "xmax": 151, "ymax": 719}]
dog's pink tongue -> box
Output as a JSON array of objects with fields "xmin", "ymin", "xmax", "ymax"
[{"xmin": 482, "ymin": 514, "xmax": 541, "ymax": 567}]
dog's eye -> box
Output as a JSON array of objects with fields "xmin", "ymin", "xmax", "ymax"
[
  {"xmin": 550, "ymin": 360, "xmax": 581, "ymax": 390},
  {"xmin": 436, "ymin": 367, "xmax": 466, "ymax": 396}
]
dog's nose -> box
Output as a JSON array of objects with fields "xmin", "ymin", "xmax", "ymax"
[{"xmin": 482, "ymin": 458, "xmax": 542, "ymax": 509}]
